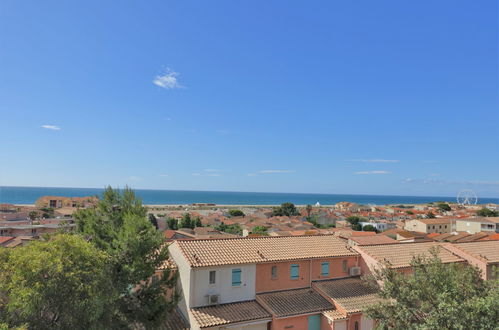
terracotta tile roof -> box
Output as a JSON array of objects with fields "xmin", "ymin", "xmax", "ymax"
[
  {"xmin": 349, "ymin": 235, "xmax": 398, "ymax": 246},
  {"xmin": 174, "ymin": 235, "xmax": 358, "ymax": 267},
  {"xmin": 0, "ymin": 236, "xmax": 14, "ymax": 245},
  {"xmin": 190, "ymin": 300, "xmax": 271, "ymax": 328},
  {"xmin": 449, "ymin": 241, "xmax": 499, "ymax": 264},
  {"xmin": 323, "ymin": 309, "xmax": 348, "ymax": 321},
  {"xmin": 163, "ymin": 308, "xmax": 189, "ymax": 330},
  {"xmin": 257, "ymin": 288, "xmax": 333, "ymax": 317},
  {"xmin": 357, "ymin": 242, "xmax": 464, "ymax": 269},
  {"xmin": 314, "ymin": 277, "xmax": 382, "ymax": 313},
  {"xmin": 417, "ymin": 218, "xmax": 451, "ymax": 225}
]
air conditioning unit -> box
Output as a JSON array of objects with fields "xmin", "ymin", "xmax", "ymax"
[
  {"xmin": 349, "ymin": 266, "xmax": 361, "ymax": 276},
  {"xmin": 208, "ymin": 294, "xmax": 220, "ymax": 305}
]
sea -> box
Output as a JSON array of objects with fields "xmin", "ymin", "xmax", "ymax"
[{"xmin": 0, "ymin": 186, "xmax": 497, "ymax": 205}]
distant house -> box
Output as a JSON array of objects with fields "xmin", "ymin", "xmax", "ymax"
[
  {"xmin": 454, "ymin": 217, "xmax": 499, "ymax": 234},
  {"xmin": 404, "ymin": 219, "xmax": 451, "ymax": 234},
  {"xmin": 359, "ymin": 221, "xmax": 388, "ymax": 232},
  {"xmin": 35, "ymin": 196, "xmax": 97, "ymax": 209}
]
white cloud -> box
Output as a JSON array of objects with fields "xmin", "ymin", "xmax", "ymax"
[
  {"xmin": 159, "ymin": 174, "xmax": 169, "ymax": 177},
  {"xmin": 207, "ymin": 173, "xmax": 221, "ymax": 177},
  {"xmin": 259, "ymin": 170, "xmax": 296, "ymax": 174},
  {"xmin": 355, "ymin": 170, "xmax": 390, "ymax": 175},
  {"xmin": 204, "ymin": 169, "xmax": 220, "ymax": 172},
  {"xmin": 153, "ymin": 68, "xmax": 182, "ymax": 89},
  {"xmin": 41, "ymin": 125, "xmax": 61, "ymax": 130},
  {"xmin": 347, "ymin": 159, "xmax": 399, "ymax": 163}
]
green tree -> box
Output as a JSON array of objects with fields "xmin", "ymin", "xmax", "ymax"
[
  {"xmin": 28, "ymin": 211, "xmax": 38, "ymax": 221},
  {"xmin": 477, "ymin": 208, "xmax": 499, "ymax": 217},
  {"xmin": 194, "ymin": 216, "xmax": 203, "ymax": 227},
  {"xmin": 405, "ymin": 210, "xmax": 414, "ymax": 215},
  {"xmin": 228, "ymin": 209, "xmax": 245, "ymax": 217},
  {"xmin": 364, "ymin": 249, "xmax": 499, "ymax": 329},
  {"xmin": 271, "ymin": 202, "xmax": 299, "ymax": 217},
  {"xmin": 73, "ymin": 187, "xmax": 177, "ymax": 329},
  {"xmin": 166, "ymin": 217, "xmax": 178, "ymax": 230},
  {"xmin": 0, "ymin": 234, "xmax": 114, "ymax": 329},
  {"xmin": 362, "ymin": 224, "xmax": 377, "ymax": 232},
  {"xmin": 39, "ymin": 207, "xmax": 54, "ymax": 219},
  {"xmin": 437, "ymin": 203, "xmax": 451, "ymax": 212},
  {"xmin": 346, "ymin": 216, "xmax": 365, "ymax": 231},
  {"xmin": 148, "ymin": 214, "xmax": 159, "ymax": 229},
  {"xmin": 178, "ymin": 213, "xmax": 193, "ymax": 229},
  {"xmin": 306, "ymin": 204, "xmax": 313, "ymax": 217},
  {"xmin": 251, "ymin": 226, "xmax": 268, "ymax": 236},
  {"xmin": 426, "ymin": 211, "xmax": 436, "ymax": 219}
]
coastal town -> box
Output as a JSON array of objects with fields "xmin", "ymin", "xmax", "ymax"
[{"xmin": 1, "ymin": 194, "xmax": 498, "ymax": 329}]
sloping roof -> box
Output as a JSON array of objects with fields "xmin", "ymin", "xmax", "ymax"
[
  {"xmin": 257, "ymin": 288, "xmax": 333, "ymax": 318},
  {"xmin": 174, "ymin": 235, "xmax": 358, "ymax": 267},
  {"xmin": 190, "ymin": 300, "xmax": 271, "ymax": 328},
  {"xmin": 416, "ymin": 218, "xmax": 451, "ymax": 224},
  {"xmin": 323, "ymin": 309, "xmax": 348, "ymax": 321},
  {"xmin": 349, "ymin": 235, "xmax": 398, "ymax": 245},
  {"xmin": 0, "ymin": 236, "xmax": 14, "ymax": 245},
  {"xmin": 314, "ymin": 277, "xmax": 382, "ymax": 314},
  {"xmin": 164, "ymin": 308, "xmax": 189, "ymax": 330},
  {"xmin": 357, "ymin": 242, "xmax": 464, "ymax": 269},
  {"xmin": 450, "ymin": 241, "xmax": 499, "ymax": 264}
]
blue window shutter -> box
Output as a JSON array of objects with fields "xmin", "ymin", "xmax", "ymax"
[
  {"xmin": 232, "ymin": 269, "xmax": 241, "ymax": 286},
  {"xmin": 290, "ymin": 264, "xmax": 299, "ymax": 279},
  {"xmin": 321, "ymin": 262, "xmax": 329, "ymax": 276}
]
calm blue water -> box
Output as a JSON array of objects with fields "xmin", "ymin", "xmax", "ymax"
[{"xmin": 1, "ymin": 186, "xmax": 497, "ymax": 205}]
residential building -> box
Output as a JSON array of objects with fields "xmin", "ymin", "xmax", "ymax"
[
  {"xmin": 35, "ymin": 196, "xmax": 97, "ymax": 209},
  {"xmin": 443, "ymin": 241, "xmax": 499, "ymax": 280},
  {"xmin": 454, "ymin": 217, "xmax": 499, "ymax": 234},
  {"xmin": 404, "ymin": 219, "xmax": 451, "ymax": 234},
  {"xmin": 168, "ymin": 235, "xmax": 373, "ymax": 330}
]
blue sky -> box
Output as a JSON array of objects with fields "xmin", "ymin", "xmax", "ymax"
[{"xmin": 0, "ymin": 0, "xmax": 498, "ymax": 197}]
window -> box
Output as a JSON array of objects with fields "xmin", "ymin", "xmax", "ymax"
[
  {"xmin": 342, "ymin": 260, "xmax": 348, "ymax": 272},
  {"xmin": 209, "ymin": 271, "xmax": 216, "ymax": 284},
  {"xmin": 231, "ymin": 269, "xmax": 241, "ymax": 286},
  {"xmin": 321, "ymin": 262, "xmax": 329, "ymax": 276},
  {"xmin": 354, "ymin": 321, "xmax": 359, "ymax": 330},
  {"xmin": 271, "ymin": 265, "xmax": 278, "ymax": 279},
  {"xmin": 290, "ymin": 264, "xmax": 299, "ymax": 280}
]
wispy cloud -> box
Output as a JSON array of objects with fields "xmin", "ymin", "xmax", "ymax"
[
  {"xmin": 153, "ymin": 68, "xmax": 182, "ymax": 89},
  {"xmin": 192, "ymin": 173, "xmax": 201, "ymax": 176},
  {"xmin": 41, "ymin": 125, "xmax": 61, "ymax": 131},
  {"xmin": 207, "ymin": 173, "xmax": 221, "ymax": 177},
  {"xmin": 402, "ymin": 178, "xmax": 499, "ymax": 186},
  {"xmin": 347, "ymin": 159, "xmax": 399, "ymax": 163},
  {"xmin": 355, "ymin": 170, "xmax": 390, "ymax": 175},
  {"xmin": 247, "ymin": 173, "xmax": 257, "ymax": 176},
  {"xmin": 259, "ymin": 170, "xmax": 296, "ymax": 174},
  {"xmin": 159, "ymin": 174, "xmax": 169, "ymax": 177},
  {"xmin": 204, "ymin": 169, "xmax": 221, "ymax": 173}
]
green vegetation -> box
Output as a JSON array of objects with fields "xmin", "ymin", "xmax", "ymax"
[
  {"xmin": 39, "ymin": 207, "xmax": 55, "ymax": 219},
  {"xmin": 346, "ymin": 216, "xmax": 365, "ymax": 231},
  {"xmin": 477, "ymin": 208, "xmax": 499, "ymax": 217},
  {"xmin": 365, "ymin": 248, "xmax": 499, "ymax": 329},
  {"xmin": 166, "ymin": 217, "xmax": 178, "ymax": 230},
  {"xmin": 306, "ymin": 204, "xmax": 313, "ymax": 217},
  {"xmin": 362, "ymin": 224, "xmax": 377, "ymax": 232},
  {"xmin": 426, "ymin": 211, "xmax": 436, "ymax": 219},
  {"xmin": 405, "ymin": 210, "xmax": 414, "ymax": 215},
  {"xmin": 148, "ymin": 213, "xmax": 159, "ymax": 229},
  {"xmin": 214, "ymin": 222, "xmax": 242, "ymax": 235},
  {"xmin": 271, "ymin": 202, "xmax": 300, "ymax": 217},
  {"xmin": 250, "ymin": 226, "xmax": 269, "ymax": 236},
  {"xmin": 73, "ymin": 186, "xmax": 178, "ymax": 328},
  {"xmin": 306, "ymin": 215, "xmax": 335, "ymax": 229},
  {"xmin": 437, "ymin": 203, "xmax": 451, "ymax": 212},
  {"xmin": 0, "ymin": 235, "xmax": 113, "ymax": 329},
  {"xmin": 178, "ymin": 213, "xmax": 203, "ymax": 229},
  {"xmin": 228, "ymin": 209, "xmax": 245, "ymax": 217}
]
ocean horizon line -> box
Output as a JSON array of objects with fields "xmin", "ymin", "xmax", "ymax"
[{"xmin": 1, "ymin": 185, "xmax": 497, "ymax": 205}]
